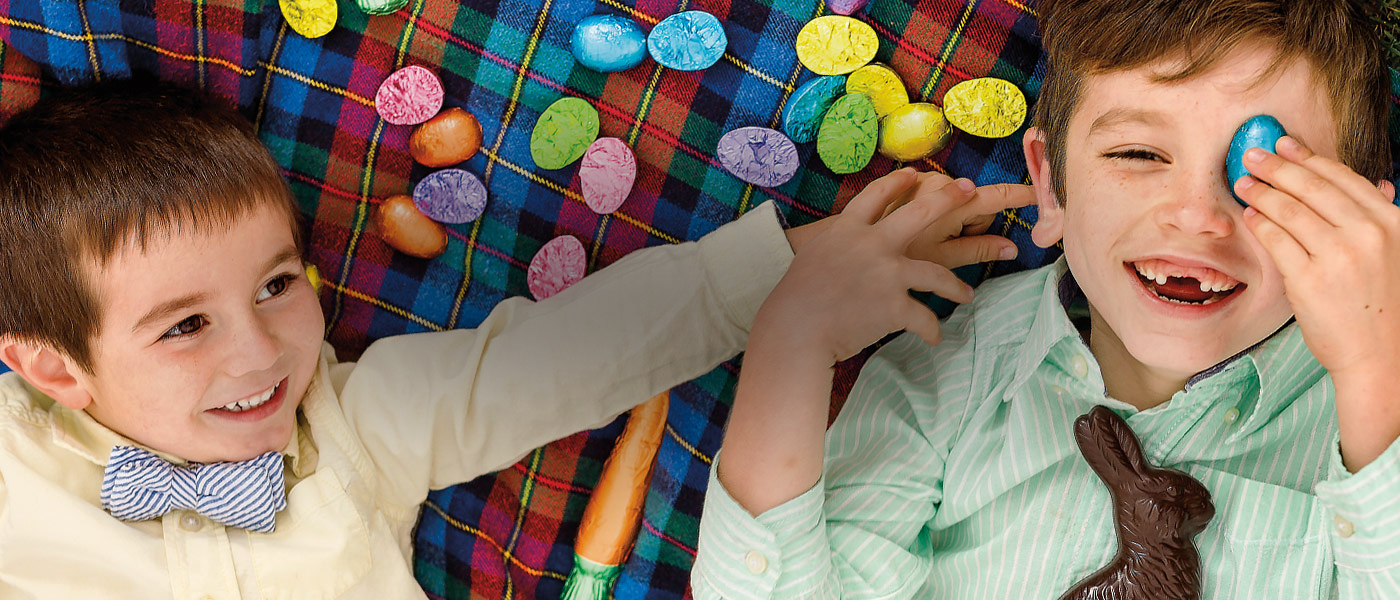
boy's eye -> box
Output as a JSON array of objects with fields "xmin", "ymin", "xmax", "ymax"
[
  {"xmin": 256, "ymin": 273, "xmax": 298, "ymax": 302},
  {"xmin": 1103, "ymin": 148, "xmax": 1167, "ymax": 163},
  {"xmin": 161, "ymin": 315, "xmax": 205, "ymax": 341}
]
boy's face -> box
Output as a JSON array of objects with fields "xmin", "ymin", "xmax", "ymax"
[
  {"xmin": 1028, "ymin": 43, "xmax": 1336, "ymax": 382},
  {"xmin": 74, "ymin": 203, "xmax": 324, "ymax": 463}
]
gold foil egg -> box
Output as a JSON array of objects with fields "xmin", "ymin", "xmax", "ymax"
[
  {"xmin": 795, "ymin": 16, "xmax": 878, "ymax": 76},
  {"xmin": 941, "ymin": 77, "xmax": 1027, "ymax": 138},
  {"xmin": 846, "ymin": 64, "xmax": 908, "ymax": 118},
  {"xmin": 878, "ymin": 103, "xmax": 952, "ymax": 161},
  {"xmin": 279, "ymin": 0, "xmax": 337, "ymax": 39}
]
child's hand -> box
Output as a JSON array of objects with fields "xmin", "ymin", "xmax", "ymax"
[
  {"xmin": 758, "ymin": 168, "xmax": 1032, "ymax": 367},
  {"xmin": 1236, "ymin": 136, "xmax": 1400, "ymax": 469},
  {"xmin": 1236, "ymin": 137, "xmax": 1400, "ymax": 378}
]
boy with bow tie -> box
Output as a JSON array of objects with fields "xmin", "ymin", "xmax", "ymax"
[{"xmin": 0, "ymin": 78, "xmax": 1027, "ymax": 597}]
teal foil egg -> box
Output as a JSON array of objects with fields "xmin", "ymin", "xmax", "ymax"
[
  {"xmin": 1226, "ymin": 115, "xmax": 1286, "ymax": 206},
  {"xmin": 782, "ymin": 75, "xmax": 847, "ymax": 143},
  {"xmin": 572, "ymin": 15, "xmax": 647, "ymax": 73}
]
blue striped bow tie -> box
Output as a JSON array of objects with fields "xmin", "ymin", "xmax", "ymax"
[{"xmin": 99, "ymin": 445, "xmax": 287, "ymax": 533}]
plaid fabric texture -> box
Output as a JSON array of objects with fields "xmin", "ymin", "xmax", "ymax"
[{"xmin": 0, "ymin": 1, "xmax": 1395, "ymax": 598}]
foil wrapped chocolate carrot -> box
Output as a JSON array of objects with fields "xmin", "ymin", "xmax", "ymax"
[{"xmin": 562, "ymin": 391, "xmax": 669, "ymax": 600}]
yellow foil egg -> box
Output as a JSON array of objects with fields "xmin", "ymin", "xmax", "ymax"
[
  {"xmin": 795, "ymin": 16, "xmax": 878, "ymax": 76},
  {"xmin": 941, "ymin": 77, "xmax": 1027, "ymax": 138},
  {"xmin": 304, "ymin": 264, "xmax": 323, "ymax": 295},
  {"xmin": 279, "ymin": 0, "xmax": 337, "ymax": 39},
  {"xmin": 846, "ymin": 64, "xmax": 908, "ymax": 118},
  {"xmin": 878, "ymin": 103, "xmax": 952, "ymax": 161}
]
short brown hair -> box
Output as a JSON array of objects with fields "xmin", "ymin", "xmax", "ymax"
[
  {"xmin": 0, "ymin": 77, "xmax": 302, "ymax": 374},
  {"xmin": 1035, "ymin": 0, "xmax": 1392, "ymax": 199}
]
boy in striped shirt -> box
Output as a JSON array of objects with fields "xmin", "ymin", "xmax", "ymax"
[{"xmin": 696, "ymin": 0, "xmax": 1400, "ymax": 597}]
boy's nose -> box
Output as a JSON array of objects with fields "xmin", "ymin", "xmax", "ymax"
[
  {"xmin": 1158, "ymin": 172, "xmax": 1236, "ymax": 238},
  {"xmin": 224, "ymin": 317, "xmax": 281, "ymax": 377}
]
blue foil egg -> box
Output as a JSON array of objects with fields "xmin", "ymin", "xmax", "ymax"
[
  {"xmin": 1226, "ymin": 115, "xmax": 1287, "ymax": 206},
  {"xmin": 647, "ymin": 11, "xmax": 728, "ymax": 71},
  {"xmin": 782, "ymin": 75, "xmax": 847, "ymax": 143},
  {"xmin": 571, "ymin": 15, "xmax": 647, "ymax": 73}
]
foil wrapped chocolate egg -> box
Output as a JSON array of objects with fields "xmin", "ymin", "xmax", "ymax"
[
  {"xmin": 795, "ymin": 16, "xmax": 878, "ymax": 76},
  {"xmin": 717, "ymin": 127, "xmax": 800, "ymax": 188},
  {"xmin": 647, "ymin": 11, "xmax": 728, "ymax": 71},
  {"xmin": 878, "ymin": 103, "xmax": 951, "ymax": 162},
  {"xmin": 828, "ymin": 0, "xmax": 870, "ymax": 15},
  {"xmin": 1227, "ymin": 115, "xmax": 1286, "ymax": 207},
  {"xmin": 356, "ymin": 0, "xmax": 408, "ymax": 15},
  {"xmin": 409, "ymin": 107, "xmax": 483, "ymax": 168},
  {"xmin": 375, "ymin": 195, "xmax": 448, "ymax": 259},
  {"xmin": 375, "ymin": 65, "xmax": 444, "ymax": 126},
  {"xmin": 531, "ymin": 97, "xmax": 600, "ymax": 170},
  {"xmin": 782, "ymin": 75, "xmax": 847, "ymax": 144},
  {"xmin": 413, "ymin": 168, "xmax": 488, "ymax": 224},
  {"xmin": 817, "ymin": 93, "xmax": 879, "ymax": 174},
  {"xmin": 572, "ymin": 14, "xmax": 648, "ymax": 73},
  {"xmin": 846, "ymin": 64, "xmax": 908, "ymax": 118},
  {"xmin": 529, "ymin": 235, "xmax": 588, "ymax": 300},
  {"xmin": 279, "ymin": 0, "xmax": 337, "ymax": 38},
  {"xmin": 579, "ymin": 137, "xmax": 637, "ymax": 214},
  {"xmin": 942, "ymin": 77, "xmax": 1027, "ymax": 138}
]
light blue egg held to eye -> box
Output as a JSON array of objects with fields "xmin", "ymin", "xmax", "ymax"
[
  {"xmin": 571, "ymin": 15, "xmax": 647, "ymax": 73},
  {"xmin": 1226, "ymin": 115, "xmax": 1287, "ymax": 207}
]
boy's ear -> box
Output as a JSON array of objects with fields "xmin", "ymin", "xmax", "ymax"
[
  {"xmin": 0, "ymin": 337, "xmax": 94, "ymax": 410},
  {"xmin": 1023, "ymin": 127, "xmax": 1065, "ymax": 249}
]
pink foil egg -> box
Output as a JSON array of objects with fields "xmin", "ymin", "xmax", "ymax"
[
  {"xmin": 375, "ymin": 65, "xmax": 444, "ymax": 125},
  {"xmin": 528, "ymin": 235, "xmax": 587, "ymax": 300},
  {"xmin": 579, "ymin": 137, "xmax": 636, "ymax": 214}
]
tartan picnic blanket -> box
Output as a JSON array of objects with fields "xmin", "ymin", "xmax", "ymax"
[{"xmin": 0, "ymin": 1, "xmax": 1394, "ymax": 599}]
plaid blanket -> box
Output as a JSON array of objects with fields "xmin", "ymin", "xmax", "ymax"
[{"xmin": 0, "ymin": 1, "xmax": 1394, "ymax": 599}]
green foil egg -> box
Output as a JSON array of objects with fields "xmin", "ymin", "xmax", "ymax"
[
  {"xmin": 531, "ymin": 97, "xmax": 600, "ymax": 170},
  {"xmin": 356, "ymin": 0, "xmax": 409, "ymax": 16},
  {"xmin": 817, "ymin": 93, "xmax": 879, "ymax": 175}
]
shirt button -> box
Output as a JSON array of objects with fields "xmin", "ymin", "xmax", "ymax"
[
  {"xmin": 1223, "ymin": 407, "xmax": 1240, "ymax": 425},
  {"xmin": 743, "ymin": 550, "xmax": 768, "ymax": 575},
  {"xmin": 1051, "ymin": 385, "xmax": 1068, "ymax": 400},
  {"xmin": 1071, "ymin": 354, "xmax": 1089, "ymax": 379},
  {"xmin": 1335, "ymin": 514, "xmax": 1355, "ymax": 538},
  {"xmin": 180, "ymin": 513, "xmax": 204, "ymax": 532}
]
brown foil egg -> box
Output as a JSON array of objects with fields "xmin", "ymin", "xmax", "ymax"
[
  {"xmin": 409, "ymin": 107, "xmax": 483, "ymax": 167},
  {"xmin": 375, "ymin": 194, "xmax": 448, "ymax": 259}
]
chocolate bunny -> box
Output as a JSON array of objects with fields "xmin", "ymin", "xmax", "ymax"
[{"xmin": 1059, "ymin": 406, "xmax": 1216, "ymax": 600}]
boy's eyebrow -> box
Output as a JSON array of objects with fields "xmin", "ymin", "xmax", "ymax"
[
  {"xmin": 1087, "ymin": 107, "xmax": 1170, "ymax": 137},
  {"xmin": 130, "ymin": 246, "xmax": 302, "ymax": 334}
]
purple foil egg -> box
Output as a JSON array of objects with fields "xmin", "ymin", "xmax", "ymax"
[
  {"xmin": 827, "ymin": 0, "xmax": 870, "ymax": 15},
  {"xmin": 413, "ymin": 168, "xmax": 488, "ymax": 224},
  {"xmin": 716, "ymin": 127, "xmax": 800, "ymax": 188}
]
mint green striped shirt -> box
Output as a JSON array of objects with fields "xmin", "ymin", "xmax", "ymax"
[{"xmin": 693, "ymin": 258, "xmax": 1400, "ymax": 599}]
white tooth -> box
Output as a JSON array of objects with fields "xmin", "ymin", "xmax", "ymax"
[
  {"xmin": 1199, "ymin": 279, "xmax": 1211, "ymax": 293},
  {"xmin": 1155, "ymin": 273, "xmax": 1168, "ymax": 285}
]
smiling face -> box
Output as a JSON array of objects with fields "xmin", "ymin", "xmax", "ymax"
[
  {"xmin": 1026, "ymin": 42, "xmax": 1337, "ymax": 398},
  {"xmin": 70, "ymin": 203, "xmax": 325, "ymax": 463}
]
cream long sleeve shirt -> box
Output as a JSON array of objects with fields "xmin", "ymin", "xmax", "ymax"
[{"xmin": 0, "ymin": 201, "xmax": 793, "ymax": 600}]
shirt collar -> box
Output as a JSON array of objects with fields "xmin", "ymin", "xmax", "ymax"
[{"xmin": 1002, "ymin": 257, "xmax": 1325, "ymax": 422}]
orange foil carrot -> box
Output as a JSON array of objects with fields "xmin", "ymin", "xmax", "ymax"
[{"xmin": 562, "ymin": 391, "xmax": 670, "ymax": 599}]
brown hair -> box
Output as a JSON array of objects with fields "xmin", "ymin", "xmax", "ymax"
[
  {"xmin": 1035, "ymin": 0, "xmax": 1392, "ymax": 199},
  {"xmin": 0, "ymin": 77, "xmax": 302, "ymax": 375}
]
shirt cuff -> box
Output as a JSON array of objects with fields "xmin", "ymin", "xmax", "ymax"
[
  {"xmin": 692, "ymin": 452, "xmax": 834, "ymax": 600},
  {"xmin": 697, "ymin": 201, "xmax": 795, "ymax": 334},
  {"xmin": 1314, "ymin": 431, "xmax": 1400, "ymax": 571}
]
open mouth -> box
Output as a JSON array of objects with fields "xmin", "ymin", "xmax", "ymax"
[
  {"xmin": 210, "ymin": 377, "xmax": 288, "ymax": 421},
  {"xmin": 1129, "ymin": 259, "xmax": 1244, "ymax": 306}
]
